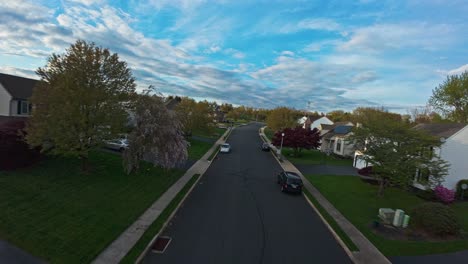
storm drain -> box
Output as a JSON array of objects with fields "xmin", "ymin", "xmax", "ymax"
[{"xmin": 151, "ymin": 236, "xmax": 172, "ymax": 253}]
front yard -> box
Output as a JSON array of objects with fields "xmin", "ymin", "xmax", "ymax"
[
  {"xmin": 283, "ymin": 148, "xmax": 353, "ymax": 166},
  {"xmin": 0, "ymin": 151, "xmax": 184, "ymax": 263},
  {"xmin": 305, "ymin": 174, "xmax": 468, "ymax": 256}
]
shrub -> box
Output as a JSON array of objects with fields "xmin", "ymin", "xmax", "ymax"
[
  {"xmin": 0, "ymin": 118, "xmax": 40, "ymax": 170},
  {"xmin": 412, "ymin": 187, "xmax": 437, "ymax": 202},
  {"xmin": 410, "ymin": 202, "xmax": 460, "ymax": 237},
  {"xmin": 456, "ymin": 179, "xmax": 468, "ymax": 200},
  {"xmin": 434, "ymin": 185, "xmax": 456, "ymax": 204}
]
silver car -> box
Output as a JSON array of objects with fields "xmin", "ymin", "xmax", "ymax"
[
  {"xmin": 219, "ymin": 143, "xmax": 231, "ymax": 153},
  {"xmin": 105, "ymin": 138, "xmax": 129, "ymax": 152}
]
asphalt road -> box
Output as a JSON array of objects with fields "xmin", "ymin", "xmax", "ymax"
[{"xmin": 143, "ymin": 123, "xmax": 351, "ymax": 264}]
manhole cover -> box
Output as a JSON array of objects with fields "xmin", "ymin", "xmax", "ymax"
[{"xmin": 151, "ymin": 236, "xmax": 172, "ymax": 253}]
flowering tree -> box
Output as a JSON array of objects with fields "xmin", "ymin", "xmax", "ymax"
[
  {"xmin": 124, "ymin": 88, "xmax": 188, "ymax": 174},
  {"xmin": 434, "ymin": 185, "xmax": 456, "ymax": 204},
  {"xmin": 271, "ymin": 126, "xmax": 321, "ymax": 156}
]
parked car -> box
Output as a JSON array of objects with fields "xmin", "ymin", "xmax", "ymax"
[
  {"xmin": 105, "ymin": 138, "xmax": 129, "ymax": 152},
  {"xmin": 261, "ymin": 142, "xmax": 270, "ymax": 151},
  {"xmin": 219, "ymin": 143, "xmax": 231, "ymax": 153},
  {"xmin": 277, "ymin": 171, "xmax": 303, "ymax": 193}
]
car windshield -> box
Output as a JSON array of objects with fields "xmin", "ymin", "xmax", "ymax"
[
  {"xmin": 222, "ymin": 144, "xmax": 230, "ymax": 148},
  {"xmin": 287, "ymin": 178, "xmax": 302, "ymax": 184}
]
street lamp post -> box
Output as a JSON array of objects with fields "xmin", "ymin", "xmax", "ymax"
[{"xmin": 278, "ymin": 132, "xmax": 285, "ymax": 155}]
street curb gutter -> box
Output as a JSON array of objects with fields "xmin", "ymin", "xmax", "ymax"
[
  {"xmin": 134, "ymin": 126, "xmax": 234, "ymax": 263},
  {"xmin": 259, "ymin": 126, "xmax": 391, "ymax": 264},
  {"xmin": 258, "ymin": 132, "xmax": 356, "ymax": 263}
]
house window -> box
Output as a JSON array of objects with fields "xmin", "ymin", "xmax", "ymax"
[
  {"xmin": 336, "ymin": 139, "xmax": 342, "ymax": 152},
  {"xmin": 17, "ymin": 100, "xmax": 31, "ymax": 115},
  {"xmin": 416, "ymin": 167, "xmax": 430, "ymax": 184}
]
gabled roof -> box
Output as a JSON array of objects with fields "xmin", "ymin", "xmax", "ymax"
[
  {"xmin": 413, "ymin": 123, "xmax": 467, "ymax": 139},
  {"xmin": 334, "ymin": 125, "xmax": 353, "ymax": 134},
  {"xmin": 0, "ymin": 73, "xmax": 37, "ymax": 99}
]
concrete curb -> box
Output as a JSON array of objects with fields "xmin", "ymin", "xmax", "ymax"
[
  {"xmin": 134, "ymin": 126, "xmax": 234, "ymax": 263},
  {"xmin": 92, "ymin": 127, "xmax": 233, "ymax": 264},
  {"xmin": 259, "ymin": 126, "xmax": 391, "ymax": 264}
]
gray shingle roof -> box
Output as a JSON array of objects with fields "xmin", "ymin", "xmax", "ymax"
[
  {"xmin": 413, "ymin": 123, "xmax": 467, "ymax": 138},
  {"xmin": 0, "ymin": 73, "xmax": 38, "ymax": 99}
]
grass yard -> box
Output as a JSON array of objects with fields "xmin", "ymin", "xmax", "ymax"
[
  {"xmin": 283, "ymin": 148, "xmax": 353, "ymax": 166},
  {"xmin": 192, "ymin": 127, "xmax": 226, "ymax": 139},
  {"xmin": 305, "ymin": 174, "xmax": 468, "ymax": 256},
  {"xmin": 187, "ymin": 138, "xmax": 214, "ymax": 160},
  {"xmin": 264, "ymin": 127, "xmax": 275, "ymax": 141},
  {"xmin": 0, "ymin": 151, "xmax": 185, "ymax": 264}
]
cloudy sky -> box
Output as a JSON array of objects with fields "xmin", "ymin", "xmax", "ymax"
[{"xmin": 1, "ymin": 0, "xmax": 467, "ymax": 113}]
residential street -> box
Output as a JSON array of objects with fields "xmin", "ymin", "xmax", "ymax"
[{"xmin": 143, "ymin": 123, "xmax": 351, "ymax": 264}]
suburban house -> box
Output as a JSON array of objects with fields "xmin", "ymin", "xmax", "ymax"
[
  {"xmin": 0, "ymin": 73, "xmax": 37, "ymax": 117},
  {"xmin": 353, "ymin": 123, "xmax": 468, "ymax": 190},
  {"xmin": 298, "ymin": 115, "xmax": 334, "ymax": 131},
  {"xmin": 320, "ymin": 123, "xmax": 355, "ymax": 157}
]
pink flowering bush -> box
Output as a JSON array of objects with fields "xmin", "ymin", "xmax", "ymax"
[{"xmin": 434, "ymin": 185, "xmax": 455, "ymax": 204}]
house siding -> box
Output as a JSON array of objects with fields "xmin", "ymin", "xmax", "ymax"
[
  {"xmin": 439, "ymin": 126, "xmax": 468, "ymax": 190},
  {"xmin": 10, "ymin": 99, "xmax": 30, "ymax": 117},
  {"xmin": 0, "ymin": 84, "xmax": 12, "ymax": 116}
]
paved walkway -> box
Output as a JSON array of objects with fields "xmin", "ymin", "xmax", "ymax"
[
  {"xmin": 260, "ymin": 127, "xmax": 390, "ymax": 264},
  {"xmin": 0, "ymin": 240, "xmax": 45, "ymax": 264},
  {"xmin": 295, "ymin": 164, "xmax": 359, "ymax": 176},
  {"xmin": 92, "ymin": 128, "xmax": 232, "ymax": 264}
]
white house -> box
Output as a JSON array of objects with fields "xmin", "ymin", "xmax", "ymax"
[
  {"xmin": 413, "ymin": 123, "xmax": 468, "ymax": 190},
  {"xmin": 321, "ymin": 124, "xmax": 355, "ymax": 157},
  {"xmin": 0, "ymin": 73, "xmax": 37, "ymax": 117},
  {"xmin": 353, "ymin": 123, "xmax": 468, "ymax": 190},
  {"xmin": 298, "ymin": 115, "xmax": 334, "ymax": 131}
]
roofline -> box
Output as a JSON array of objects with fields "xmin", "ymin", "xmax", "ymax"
[
  {"xmin": 445, "ymin": 124, "xmax": 468, "ymax": 141},
  {"xmin": 0, "ymin": 82, "xmax": 12, "ymax": 98}
]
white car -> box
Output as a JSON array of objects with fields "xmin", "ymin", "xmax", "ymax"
[
  {"xmin": 105, "ymin": 138, "xmax": 129, "ymax": 152},
  {"xmin": 219, "ymin": 143, "xmax": 231, "ymax": 153}
]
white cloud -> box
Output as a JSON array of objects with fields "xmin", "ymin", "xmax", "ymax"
[
  {"xmin": 448, "ymin": 64, "xmax": 468, "ymax": 75},
  {"xmin": 66, "ymin": 0, "xmax": 105, "ymax": 6},
  {"xmin": 280, "ymin": 50, "xmax": 295, "ymax": 56},
  {"xmin": 339, "ymin": 23, "xmax": 457, "ymax": 53}
]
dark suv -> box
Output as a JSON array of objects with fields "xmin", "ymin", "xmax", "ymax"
[{"xmin": 277, "ymin": 171, "xmax": 303, "ymax": 193}]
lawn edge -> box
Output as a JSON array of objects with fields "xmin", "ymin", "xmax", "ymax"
[{"xmin": 302, "ymin": 188, "xmax": 359, "ymax": 253}]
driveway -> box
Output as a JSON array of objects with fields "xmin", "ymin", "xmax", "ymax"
[
  {"xmin": 0, "ymin": 240, "xmax": 45, "ymax": 264},
  {"xmin": 143, "ymin": 123, "xmax": 351, "ymax": 264},
  {"xmin": 295, "ymin": 164, "xmax": 359, "ymax": 176}
]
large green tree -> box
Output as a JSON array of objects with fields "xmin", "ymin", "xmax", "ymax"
[
  {"xmin": 266, "ymin": 107, "xmax": 301, "ymax": 131},
  {"xmin": 175, "ymin": 97, "xmax": 214, "ymax": 136},
  {"xmin": 429, "ymin": 71, "xmax": 468, "ymax": 123},
  {"xmin": 352, "ymin": 112, "xmax": 448, "ymax": 196},
  {"xmin": 26, "ymin": 40, "xmax": 136, "ymax": 170}
]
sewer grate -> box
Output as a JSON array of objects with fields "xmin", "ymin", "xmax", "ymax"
[{"xmin": 151, "ymin": 236, "xmax": 172, "ymax": 253}]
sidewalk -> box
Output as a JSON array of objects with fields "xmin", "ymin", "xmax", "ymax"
[
  {"xmin": 260, "ymin": 127, "xmax": 390, "ymax": 264},
  {"xmin": 92, "ymin": 127, "xmax": 232, "ymax": 264},
  {"xmin": 0, "ymin": 240, "xmax": 45, "ymax": 264}
]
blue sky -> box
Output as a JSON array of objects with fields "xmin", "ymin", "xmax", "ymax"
[{"xmin": 1, "ymin": 0, "xmax": 467, "ymax": 113}]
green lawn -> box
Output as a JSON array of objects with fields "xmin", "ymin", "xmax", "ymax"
[
  {"xmin": 305, "ymin": 174, "xmax": 468, "ymax": 256},
  {"xmin": 0, "ymin": 152, "xmax": 185, "ymax": 264},
  {"xmin": 187, "ymin": 138, "xmax": 213, "ymax": 160},
  {"xmin": 264, "ymin": 127, "xmax": 275, "ymax": 141},
  {"xmin": 192, "ymin": 127, "xmax": 226, "ymax": 139},
  {"xmin": 284, "ymin": 148, "xmax": 353, "ymax": 166}
]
